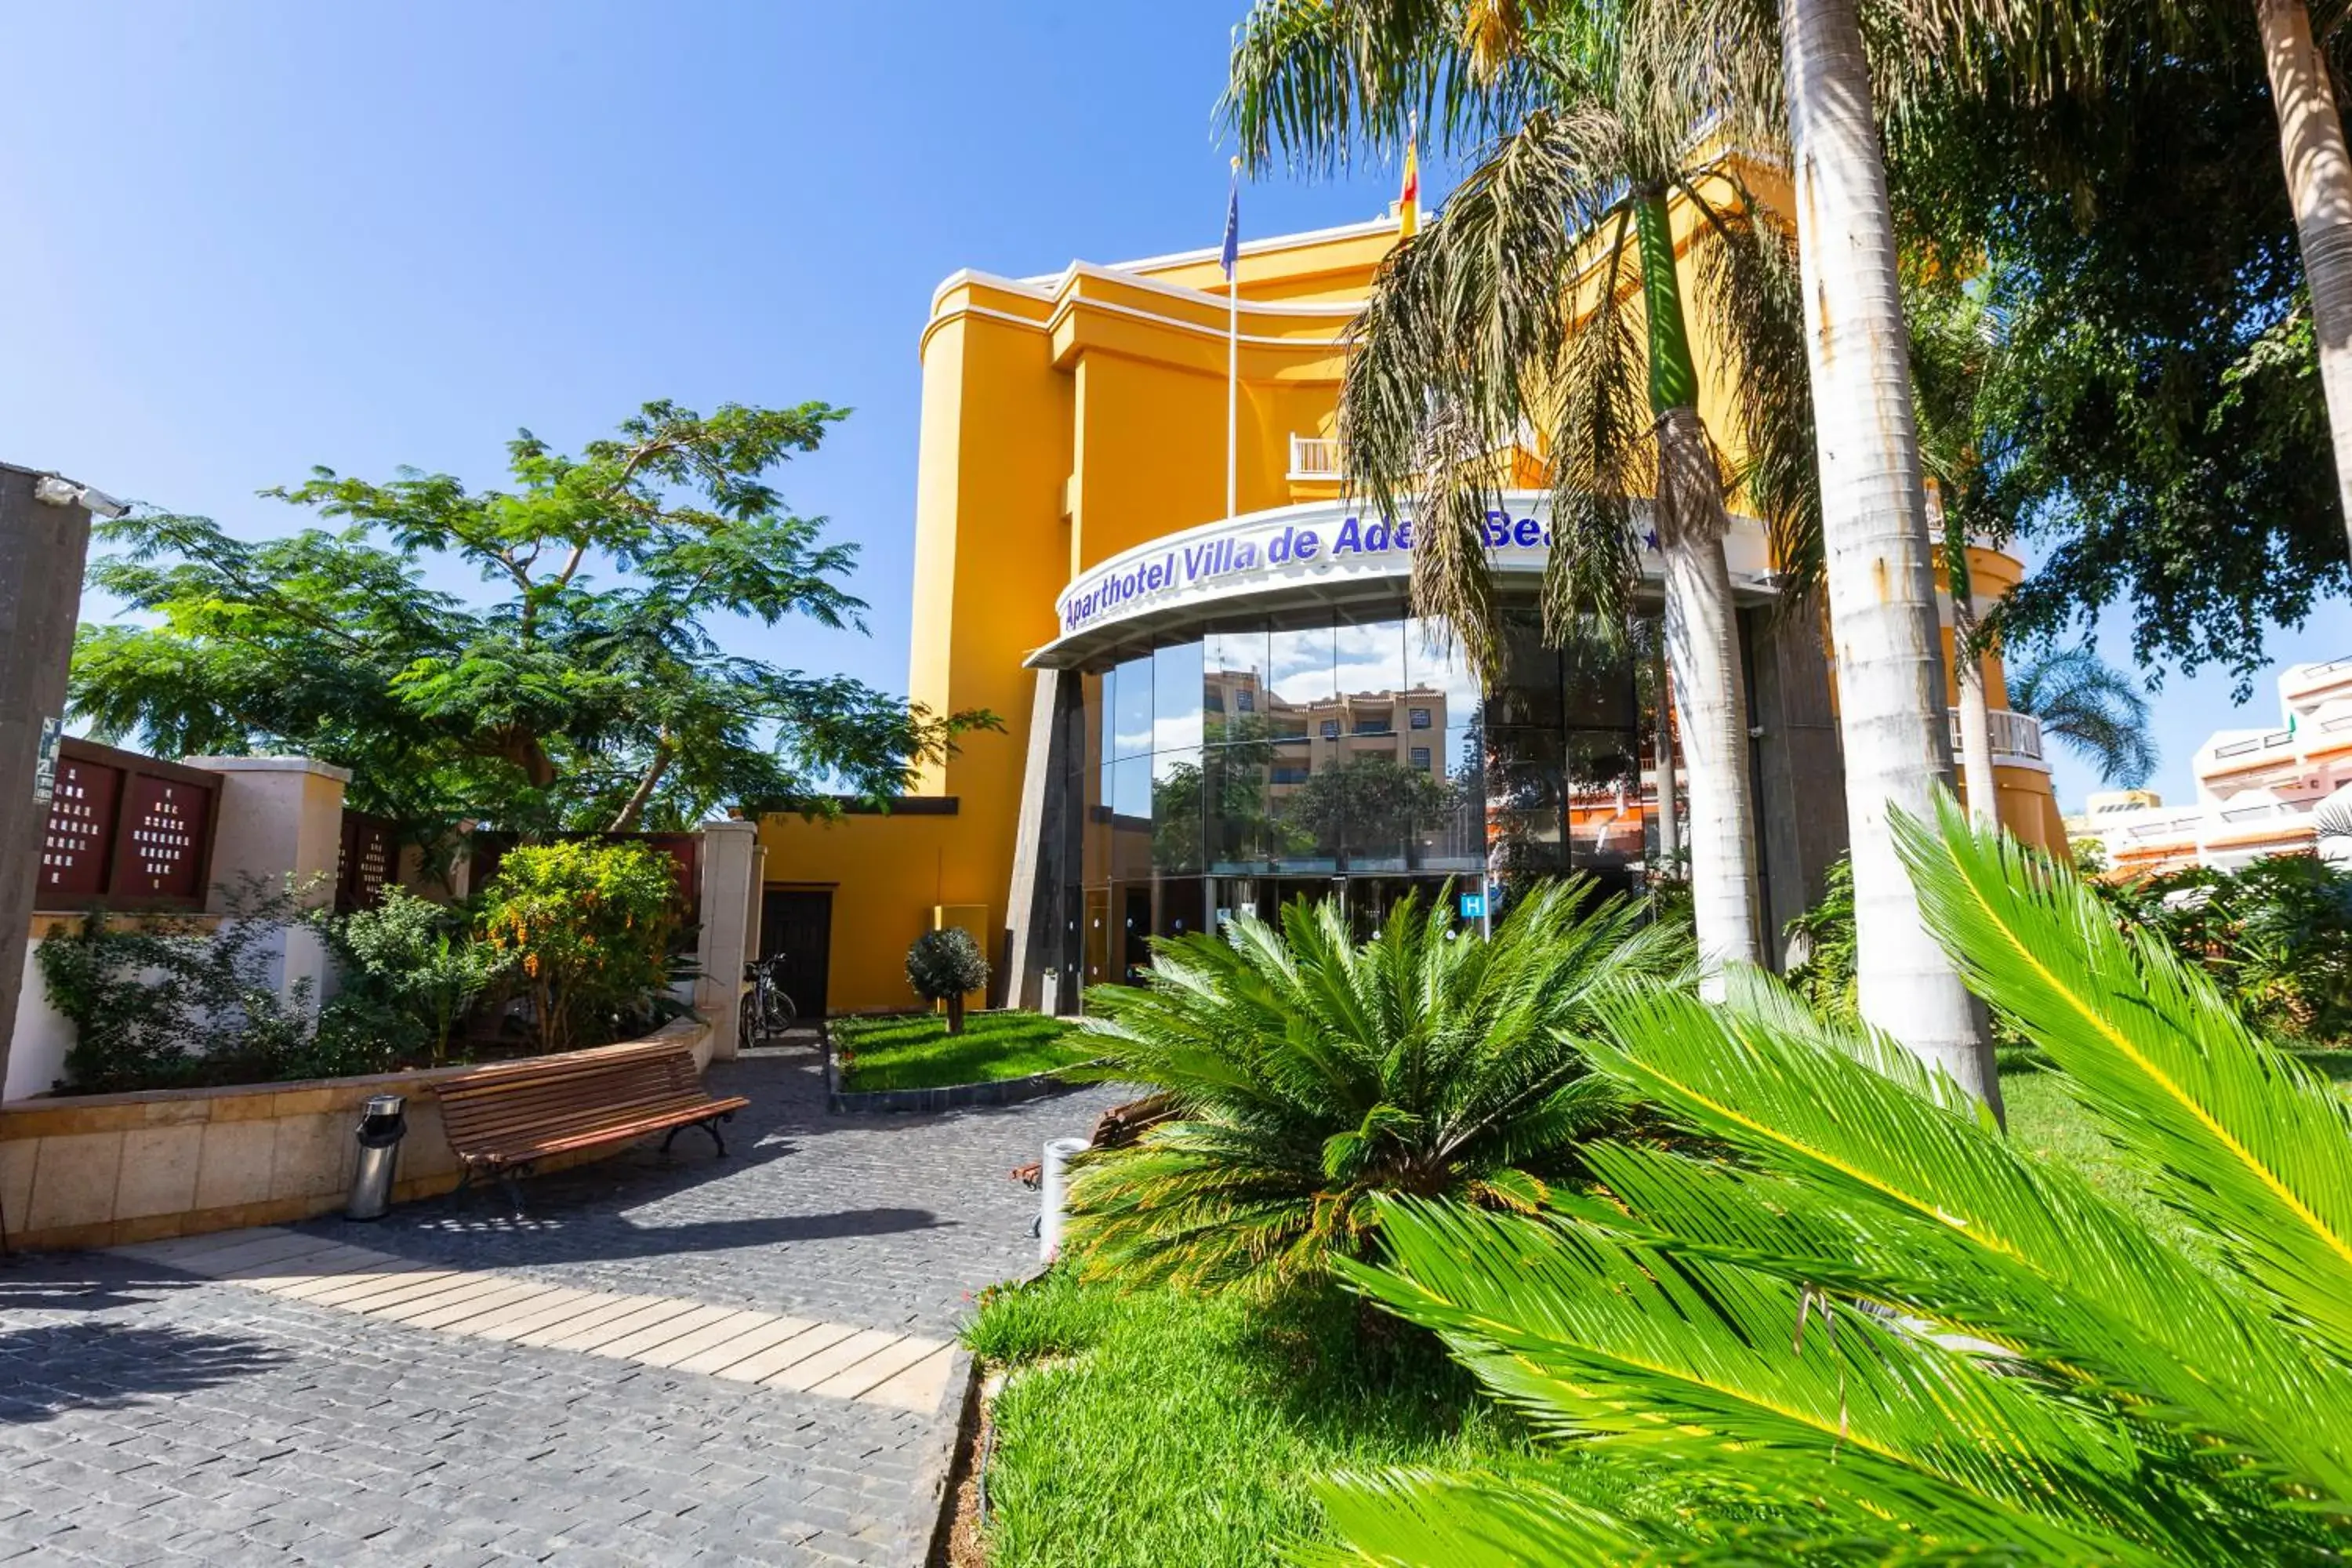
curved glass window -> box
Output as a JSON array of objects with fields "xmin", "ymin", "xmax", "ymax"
[{"xmin": 1069, "ymin": 601, "xmax": 1653, "ymax": 963}]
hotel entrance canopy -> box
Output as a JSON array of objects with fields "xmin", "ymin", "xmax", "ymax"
[{"xmin": 1026, "ymin": 492, "xmax": 1780, "ymax": 670}]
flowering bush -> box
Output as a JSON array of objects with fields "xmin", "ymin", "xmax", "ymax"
[{"xmin": 476, "ymin": 840, "xmax": 683, "ymax": 1052}]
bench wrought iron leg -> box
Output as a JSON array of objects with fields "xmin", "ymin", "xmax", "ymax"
[
  {"xmin": 499, "ymin": 1167, "xmax": 528, "ymax": 1219},
  {"xmin": 660, "ymin": 1117, "xmax": 730, "ymax": 1157}
]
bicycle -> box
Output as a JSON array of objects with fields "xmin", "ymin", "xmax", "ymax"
[{"xmin": 740, "ymin": 956, "xmax": 799, "ymax": 1044}]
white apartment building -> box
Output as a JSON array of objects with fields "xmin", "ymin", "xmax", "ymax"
[{"xmin": 2072, "ymin": 657, "xmax": 2352, "ymax": 877}]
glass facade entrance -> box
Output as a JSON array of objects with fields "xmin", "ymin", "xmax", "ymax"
[{"xmin": 1052, "ymin": 601, "xmax": 1671, "ymax": 991}]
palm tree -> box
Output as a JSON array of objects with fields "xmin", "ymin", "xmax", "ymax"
[
  {"xmin": 2256, "ymin": 0, "xmax": 2352, "ymax": 566},
  {"xmin": 2006, "ymin": 644, "xmax": 2158, "ymax": 788},
  {"xmin": 1062, "ymin": 880, "xmax": 1691, "ymax": 1294},
  {"xmin": 1311, "ymin": 800, "xmax": 2352, "ymax": 1562},
  {"xmin": 1228, "ymin": 5, "xmax": 1817, "ymax": 980},
  {"xmin": 1766, "ymin": 0, "xmax": 2000, "ymax": 1106},
  {"xmin": 1907, "ymin": 273, "xmax": 2012, "ymax": 827},
  {"xmin": 1230, "ymin": 0, "xmax": 2004, "ymax": 1104}
]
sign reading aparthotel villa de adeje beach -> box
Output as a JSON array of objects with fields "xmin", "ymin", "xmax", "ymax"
[{"xmin": 1038, "ymin": 493, "xmax": 1775, "ymax": 661}]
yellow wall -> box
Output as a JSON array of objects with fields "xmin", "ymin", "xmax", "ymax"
[{"xmin": 764, "ymin": 193, "xmax": 2061, "ymax": 1012}]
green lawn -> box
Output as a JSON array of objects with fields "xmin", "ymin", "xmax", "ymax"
[
  {"xmin": 962, "ymin": 1271, "xmax": 1614, "ymax": 1568},
  {"xmin": 831, "ymin": 1009, "xmax": 1100, "ymax": 1092}
]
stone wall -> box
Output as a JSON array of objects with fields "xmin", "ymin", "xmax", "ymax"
[{"xmin": 0, "ymin": 1017, "xmax": 710, "ymax": 1253}]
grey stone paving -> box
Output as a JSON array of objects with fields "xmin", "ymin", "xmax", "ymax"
[
  {"xmin": 0, "ymin": 1035, "xmax": 1129, "ymax": 1565},
  {"xmin": 318, "ymin": 1039, "xmax": 1127, "ymax": 1337}
]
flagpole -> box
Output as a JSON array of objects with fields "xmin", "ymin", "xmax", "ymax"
[{"xmin": 1226, "ymin": 157, "xmax": 1240, "ymax": 521}]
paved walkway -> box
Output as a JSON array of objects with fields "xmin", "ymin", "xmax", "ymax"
[{"xmin": 0, "ymin": 1036, "xmax": 1128, "ymax": 1566}]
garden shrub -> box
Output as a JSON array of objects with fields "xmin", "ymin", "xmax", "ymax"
[
  {"xmin": 328, "ymin": 885, "xmax": 507, "ymax": 1065},
  {"xmin": 35, "ymin": 877, "xmax": 333, "ymax": 1093},
  {"xmin": 906, "ymin": 925, "xmax": 988, "ymax": 1034},
  {"xmin": 1789, "ymin": 844, "xmax": 2352, "ymax": 1054},
  {"xmin": 475, "ymin": 839, "xmax": 683, "ymax": 1053},
  {"xmin": 1063, "ymin": 880, "xmax": 1693, "ymax": 1297}
]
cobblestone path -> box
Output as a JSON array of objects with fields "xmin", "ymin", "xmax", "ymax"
[{"xmin": 0, "ymin": 1037, "xmax": 1127, "ymax": 1566}]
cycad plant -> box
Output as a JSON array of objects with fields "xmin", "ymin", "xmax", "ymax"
[
  {"xmin": 1308, "ymin": 799, "xmax": 2352, "ymax": 1563},
  {"xmin": 1062, "ymin": 880, "xmax": 1691, "ymax": 1295}
]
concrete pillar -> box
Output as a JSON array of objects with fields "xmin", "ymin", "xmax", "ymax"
[
  {"xmin": 694, "ymin": 821, "xmax": 760, "ymax": 1059},
  {"xmin": 185, "ymin": 757, "xmax": 352, "ymax": 1005},
  {"xmin": 1000, "ymin": 669, "xmax": 1069, "ymax": 1013},
  {"xmin": 1745, "ymin": 601, "xmax": 1850, "ymax": 970},
  {"xmin": 0, "ymin": 466, "xmax": 110, "ymax": 1098}
]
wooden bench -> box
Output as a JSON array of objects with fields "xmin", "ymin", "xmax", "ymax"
[{"xmin": 436, "ymin": 1038, "xmax": 749, "ymax": 1213}]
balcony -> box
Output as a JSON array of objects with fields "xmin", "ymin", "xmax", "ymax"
[
  {"xmin": 1950, "ymin": 708, "xmax": 2045, "ymax": 764},
  {"xmin": 2199, "ymin": 727, "xmax": 2299, "ymax": 787},
  {"xmin": 2283, "ymin": 655, "xmax": 2352, "ymax": 705},
  {"xmin": 1288, "ymin": 434, "xmax": 1341, "ymax": 481}
]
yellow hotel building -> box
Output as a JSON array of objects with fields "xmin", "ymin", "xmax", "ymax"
[{"xmin": 756, "ymin": 200, "xmax": 2064, "ymax": 1016}]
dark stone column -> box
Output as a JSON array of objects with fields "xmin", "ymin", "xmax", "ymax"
[
  {"xmin": 1746, "ymin": 597, "xmax": 1849, "ymax": 971},
  {"xmin": 0, "ymin": 467, "xmax": 103, "ymax": 1093},
  {"xmin": 1001, "ymin": 668, "xmax": 1077, "ymax": 1012}
]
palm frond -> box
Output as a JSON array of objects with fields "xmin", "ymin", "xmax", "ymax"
[
  {"xmin": 1896, "ymin": 796, "xmax": 2352, "ymax": 1367},
  {"xmin": 2005, "ymin": 644, "xmax": 2157, "ymax": 788},
  {"xmin": 1223, "ymin": 0, "xmax": 1557, "ymax": 177},
  {"xmin": 1340, "ymin": 1200, "xmax": 2225, "ymax": 1564},
  {"xmin": 1577, "ymin": 970, "xmax": 2352, "ymax": 1498}
]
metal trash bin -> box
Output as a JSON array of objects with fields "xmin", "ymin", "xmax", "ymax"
[{"xmin": 347, "ymin": 1093, "xmax": 407, "ymax": 1221}]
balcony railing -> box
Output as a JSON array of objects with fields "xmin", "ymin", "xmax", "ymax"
[
  {"xmin": 2208, "ymin": 729, "xmax": 2296, "ymax": 763},
  {"xmin": 1288, "ymin": 434, "xmax": 1341, "ymax": 480},
  {"xmin": 2285, "ymin": 655, "xmax": 2352, "ymax": 693},
  {"xmin": 1949, "ymin": 707, "xmax": 2045, "ymax": 762}
]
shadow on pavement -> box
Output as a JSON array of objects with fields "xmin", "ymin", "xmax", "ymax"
[
  {"xmin": 0, "ymin": 1319, "xmax": 286, "ymax": 1423},
  {"xmin": 330, "ymin": 1203, "xmax": 950, "ymax": 1264}
]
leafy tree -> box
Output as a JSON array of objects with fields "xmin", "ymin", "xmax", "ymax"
[
  {"xmin": 1063, "ymin": 880, "xmax": 1692, "ymax": 1296},
  {"xmin": 72, "ymin": 401, "xmax": 993, "ymax": 840},
  {"xmin": 906, "ymin": 927, "xmax": 989, "ymax": 1035},
  {"xmin": 2006, "ymin": 644, "xmax": 2159, "ymax": 789},
  {"xmin": 1889, "ymin": 29, "xmax": 2352, "ymax": 692},
  {"xmin": 475, "ymin": 839, "xmax": 682, "ymax": 1053},
  {"xmin": 1273, "ymin": 751, "xmax": 1452, "ymax": 860},
  {"xmin": 1313, "ymin": 801, "xmax": 2352, "ymax": 1563}
]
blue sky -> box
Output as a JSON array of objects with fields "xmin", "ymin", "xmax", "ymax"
[{"xmin": 3, "ymin": 0, "xmax": 2343, "ymax": 813}]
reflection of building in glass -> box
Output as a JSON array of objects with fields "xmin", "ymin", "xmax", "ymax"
[{"xmin": 1073, "ymin": 609, "xmax": 1649, "ymax": 986}]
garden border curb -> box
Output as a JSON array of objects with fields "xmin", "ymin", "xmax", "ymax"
[
  {"xmin": 911, "ymin": 1346, "xmax": 982, "ymax": 1566},
  {"xmin": 822, "ymin": 1024, "xmax": 1099, "ymax": 1116}
]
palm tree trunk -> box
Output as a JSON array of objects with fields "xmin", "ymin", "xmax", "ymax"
[
  {"xmin": 1780, "ymin": 0, "xmax": 2001, "ymax": 1112},
  {"xmin": 2258, "ymin": 0, "xmax": 2352, "ymax": 564},
  {"xmin": 1635, "ymin": 193, "xmax": 1761, "ymax": 977},
  {"xmin": 1952, "ymin": 600, "xmax": 1998, "ymax": 830},
  {"xmin": 1656, "ymin": 412, "xmax": 1762, "ymax": 975},
  {"xmin": 1652, "ymin": 636, "xmax": 1681, "ymax": 869},
  {"xmin": 1932, "ymin": 486, "xmax": 1998, "ymax": 829}
]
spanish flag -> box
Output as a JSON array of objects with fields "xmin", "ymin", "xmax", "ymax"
[{"xmin": 1398, "ymin": 113, "xmax": 1421, "ymax": 237}]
